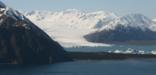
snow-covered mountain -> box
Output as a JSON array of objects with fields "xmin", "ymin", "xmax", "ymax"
[
  {"xmin": 23, "ymin": 9, "xmax": 116, "ymax": 47},
  {"xmin": 23, "ymin": 9, "xmax": 156, "ymax": 47},
  {"xmin": 99, "ymin": 13, "xmax": 156, "ymax": 31},
  {"xmin": 84, "ymin": 14, "xmax": 156, "ymax": 44},
  {"xmin": 24, "ymin": 9, "xmax": 117, "ymax": 29}
]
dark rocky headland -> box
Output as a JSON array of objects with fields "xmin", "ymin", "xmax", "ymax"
[{"xmin": 0, "ymin": 1, "xmax": 72, "ymax": 64}]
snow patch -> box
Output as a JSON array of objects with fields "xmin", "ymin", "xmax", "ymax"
[{"xmin": 153, "ymin": 19, "xmax": 156, "ymax": 22}]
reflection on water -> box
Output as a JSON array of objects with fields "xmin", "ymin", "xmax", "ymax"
[{"xmin": 0, "ymin": 60, "xmax": 156, "ymax": 75}]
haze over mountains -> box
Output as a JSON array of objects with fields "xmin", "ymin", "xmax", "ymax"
[{"xmin": 23, "ymin": 9, "xmax": 156, "ymax": 47}]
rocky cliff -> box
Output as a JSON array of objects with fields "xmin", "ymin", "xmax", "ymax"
[{"xmin": 0, "ymin": 1, "xmax": 71, "ymax": 64}]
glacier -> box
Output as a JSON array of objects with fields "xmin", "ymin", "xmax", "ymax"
[
  {"xmin": 23, "ymin": 9, "xmax": 116, "ymax": 48},
  {"xmin": 22, "ymin": 9, "xmax": 156, "ymax": 48}
]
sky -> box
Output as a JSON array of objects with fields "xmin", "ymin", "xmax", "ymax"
[{"xmin": 2, "ymin": 0, "xmax": 156, "ymax": 18}]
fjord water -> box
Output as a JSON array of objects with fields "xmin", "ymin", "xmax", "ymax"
[
  {"xmin": 1, "ymin": 45, "xmax": 156, "ymax": 75},
  {"xmin": 0, "ymin": 60, "xmax": 156, "ymax": 75}
]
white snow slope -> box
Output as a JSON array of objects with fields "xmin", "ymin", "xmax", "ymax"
[
  {"xmin": 99, "ymin": 14, "xmax": 156, "ymax": 31},
  {"xmin": 23, "ymin": 9, "xmax": 156, "ymax": 48},
  {"xmin": 153, "ymin": 19, "xmax": 156, "ymax": 22},
  {"xmin": 24, "ymin": 9, "xmax": 116, "ymax": 48}
]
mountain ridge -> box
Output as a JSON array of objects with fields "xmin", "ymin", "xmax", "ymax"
[
  {"xmin": 22, "ymin": 9, "xmax": 156, "ymax": 47},
  {"xmin": 84, "ymin": 14, "xmax": 156, "ymax": 44}
]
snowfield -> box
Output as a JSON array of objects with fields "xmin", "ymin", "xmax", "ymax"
[
  {"xmin": 23, "ymin": 9, "xmax": 115, "ymax": 48},
  {"xmin": 23, "ymin": 9, "xmax": 156, "ymax": 48}
]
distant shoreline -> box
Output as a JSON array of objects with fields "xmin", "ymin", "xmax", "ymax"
[{"xmin": 68, "ymin": 52, "xmax": 156, "ymax": 60}]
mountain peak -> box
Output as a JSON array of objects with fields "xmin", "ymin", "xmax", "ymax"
[
  {"xmin": 100, "ymin": 13, "xmax": 155, "ymax": 31},
  {"xmin": 0, "ymin": 1, "xmax": 71, "ymax": 64},
  {"xmin": 64, "ymin": 9, "xmax": 81, "ymax": 12},
  {"xmin": 0, "ymin": 1, "xmax": 27, "ymax": 29},
  {"xmin": 121, "ymin": 13, "xmax": 151, "ymax": 24},
  {"xmin": 84, "ymin": 13, "xmax": 156, "ymax": 45}
]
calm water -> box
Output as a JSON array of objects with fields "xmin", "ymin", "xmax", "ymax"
[
  {"xmin": 1, "ymin": 45, "xmax": 156, "ymax": 75},
  {"xmin": 0, "ymin": 60, "xmax": 156, "ymax": 75}
]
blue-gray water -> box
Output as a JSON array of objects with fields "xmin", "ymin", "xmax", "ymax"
[
  {"xmin": 1, "ymin": 45, "xmax": 156, "ymax": 75},
  {"xmin": 0, "ymin": 60, "xmax": 156, "ymax": 75}
]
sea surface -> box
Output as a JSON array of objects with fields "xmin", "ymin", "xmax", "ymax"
[
  {"xmin": 1, "ymin": 45, "xmax": 156, "ymax": 75},
  {"xmin": 0, "ymin": 60, "xmax": 156, "ymax": 75}
]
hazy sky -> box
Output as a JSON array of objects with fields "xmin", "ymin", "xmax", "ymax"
[{"xmin": 2, "ymin": 0, "xmax": 156, "ymax": 18}]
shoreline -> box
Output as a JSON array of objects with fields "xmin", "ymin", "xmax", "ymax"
[{"xmin": 68, "ymin": 52, "xmax": 156, "ymax": 60}]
